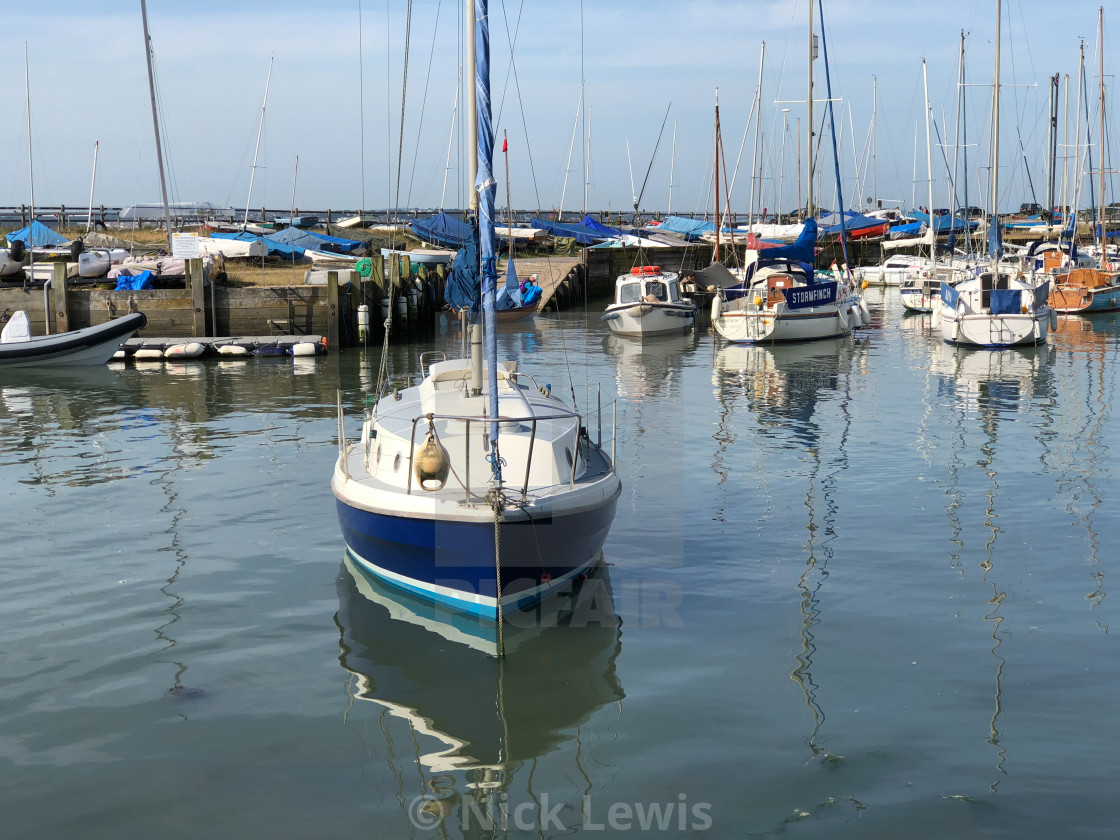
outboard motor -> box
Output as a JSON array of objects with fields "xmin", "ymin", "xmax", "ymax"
[
  {"xmin": 70, "ymin": 238, "xmax": 84, "ymax": 260},
  {"xmin": 9, "ymin": 240, "xmax": 24, "ymax": 262}
]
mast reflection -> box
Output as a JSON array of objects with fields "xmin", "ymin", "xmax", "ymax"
[{"xmin": 712, "ymin": 336, "xmax": 867, "ymax": 759}]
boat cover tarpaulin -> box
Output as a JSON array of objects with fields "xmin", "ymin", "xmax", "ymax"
[
  {"xmin": 579, "ymin": 215, "xmax": 625, "ymax": 237},
  {"xmin": 115, "ymin": 270, "xmax": 154, "ymax": 290},
  {"xmin": 209, "ymin": 231, "xmax": 302, "ymax": 257},
  {"xmin": 648, "ymin": 215, "xmax": 715, "ymax": 240},
  {"xmin": 692, "ymin": 262, "xmax": 741, "ymax": 290},
  {"xmin": 528, "ymin": 218, "xmax": 600, "ymax": 245},
  {"xmin": 817, "ymin": 210, "xmax": 886, "ymax": 235},
  {"xmin": 411, "ymin": 212, "xmax": 471, "ymax": 249},
  {"xmin": 912, "ymin": 211, "xmax": 978, "ymax": 234},
  {"xmin": 266, "ymin": 227, "xmax": 365, "ymax": 253},
  {"xmin": 7, "ymin": 220, "xmax": 69, "ymax": 248}
]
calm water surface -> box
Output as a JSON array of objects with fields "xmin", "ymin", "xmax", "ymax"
[{"xmin": 2, "ymin": 291, "xmax": 1118, "ymax": 838}]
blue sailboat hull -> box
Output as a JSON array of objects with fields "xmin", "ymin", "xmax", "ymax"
[{"xmin": 336, "ymin": 495, "xmax": 619, "ymax": 619}]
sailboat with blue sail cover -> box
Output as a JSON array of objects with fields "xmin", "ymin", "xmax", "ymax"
[
  {"xmin": 710, "ymin": 0, "xmax": 869, "ymax": 345},
  {"xmin": 332, "ymin": 0, "xmax": 620, "ymax": 630}
]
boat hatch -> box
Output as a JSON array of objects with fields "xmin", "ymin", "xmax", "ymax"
[{"xmin": 767, "ymin": 275, "xmax": 791, "ymax": 305}]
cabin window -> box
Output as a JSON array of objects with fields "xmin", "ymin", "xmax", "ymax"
[
  {"xmin": 667, "ymin": 281, "xmax": 681, "ymax": 301},
  {"xmin": 644, "ymin": 281, "xmax": 668, "ymax": 301},
  {"xmin": 619, "ymin": 282, "xmax": 641, "ymax": 303}
]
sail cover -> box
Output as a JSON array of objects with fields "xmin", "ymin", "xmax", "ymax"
[
  {"xmin": 445, "ymin": 219, "xmax": 481, "ymax": 313},
  {"xmin": 476, "ymin": 0, "xmax": 502, "ymax": 473},
  {"xmin": 756, "ymin": 218, "xmax": 817, "ymax": 263}
]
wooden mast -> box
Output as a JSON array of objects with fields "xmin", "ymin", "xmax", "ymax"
[{"xmin": 714, "ymin": 89, "xmax": 721, "ymax": 262}]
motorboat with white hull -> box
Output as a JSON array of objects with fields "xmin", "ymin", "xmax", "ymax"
[
  {"xmin": 602, "ymin": 266, "xmax": 698, "ymax": 337},
  {"xmin": 0, "ymin": 311, "xmax": 147, "ymax": 367}
]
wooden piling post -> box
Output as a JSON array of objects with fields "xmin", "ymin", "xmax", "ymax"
[
  {"xmin": 327, "ymin": 270, "xmax": 340, "ymax": 349},
  {"xmin": 52, "ymin": 262, "xmax": 69, "ymax": 333},
  {"xmin": 188, "ymin": 258, "xmax": 207, "ymax": 337}
]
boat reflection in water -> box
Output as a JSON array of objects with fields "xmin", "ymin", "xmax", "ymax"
[
  {"xmin": 335, "ymin": 554, "xmax": 624, "ymax": 830},
  {"xmin": 926, "ymin": 341, "xmax": 1056, "ymax": 790},
  {"xmin": 712, "ymin": 336, "xmax": 865, "ymax": 770}
]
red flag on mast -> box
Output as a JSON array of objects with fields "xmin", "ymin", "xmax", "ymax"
[{"xmin": 502, "ymin": 135, "xmax": 508, "ymax": 153}]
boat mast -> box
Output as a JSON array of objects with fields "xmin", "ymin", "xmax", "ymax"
[
  {"xmin": 467, "ymin": 0, "xmax": 478, "ymax": 216},
  {"xmin": 440, "ymin": 67, "xmax": 461, "ymax": 210},
  {"xmin": 244, "ymin": 57, "xmax": 274, "ymax": 229},
  {"xmin": 289, "ymin": 155, "xmax": 299, "ymax": 265},
  {"xmin": 1061, "ymin": 73, "xmax": 1069, "ymax": 224},
  {"xmin": 1069, "ymin": 41, "xmax": 1085, "ymax": 262},
  {"xmin": 714, "ymin": 89, "xmax": 721, "ymax": 261},
  {"xmin": 474, "ymin": 0, "xmax": 501, "ymax": 477},
  {"xmin": 24, "ymin": 43, "xmax": 35, "ymax": 286},
  {"xmin": 139, "ymin": 0, "xmax": 173, "ymax": 251},
  {"xmin": 807, "ymin": 0, "xmax": 815, "ymax": 217},
  {"xmin": 585, "ymin": 106, "xmax": 593, "ymax": 217},
  {"xmin": 86, "ymin": 140, "xmax": 99, "ymax": 234},
  {"xmin": 923, "ymin": 59, "xmax": 936, "ymax": 269},
  {"xmin": 990, "ymin": 0, "xmax": 1002, "ymax": 271},
  {"xmin": 558, "ymin": 92, "xmax": 581, "ymax": 221},
  {"xmin": 467, "ymin": 0, "xmax": 481, "ymax": 397},
  {"xmin": 1098, "ymin": 6, "xmax": 1105, "ymax": 255},
  {"xmin": 1047, "ymin": 73, "xmax": 1059, "ymax": 222},
  {"xmin": 748, "ymin": 43, "xmax": 765, "ymax": 232},
  {"xmin": 780, "ymin": 109, "xmax": 790, "ymax": 220},
  {"xmin": 951, "ymin": 33, "xmax": 964, "ymax": 224},
  {"xmin": 504, "ymin": 130, "xmax": 513, "ymax": 266},
  {"xmin": 872, "ymin": 76, "xmax": 877, "ymax": 205},
  {"xmin": 667, "ymin": 117, "xmax": 677, "ymax": 217}
]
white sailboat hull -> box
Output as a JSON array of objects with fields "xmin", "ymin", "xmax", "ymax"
[{"xmin": 713, "ymin": 297, "xmax": 858, "ymax": 343}]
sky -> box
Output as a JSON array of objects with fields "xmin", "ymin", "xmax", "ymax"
[{"xmin": 1, "ymin": 1, "xmax": 1114, "ymax": 217}]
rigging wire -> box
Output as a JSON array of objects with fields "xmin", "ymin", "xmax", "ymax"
[
  {"xmin": 358, "ymin": 0, "xmax": 366, "ymax": 211},
  {"xmin": 393, "ymin": 0, "xmax": 414, "ymax": 214},
  {"xmin": 405, "ymin": 0, "xmax": 444, "ymax": 207},
  {"xmin": 497, "ymin": 0, "xmax": 542, "ymax": 214}
]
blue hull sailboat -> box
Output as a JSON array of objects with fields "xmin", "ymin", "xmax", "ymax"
[{"xmin": 332, "ymin": 0, "xmax": 621, "ymax": 624}]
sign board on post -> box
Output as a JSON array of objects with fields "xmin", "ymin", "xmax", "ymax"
[{"xmin": 171, "ymin": 233, "xmax": 201, "ymax": 260}]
